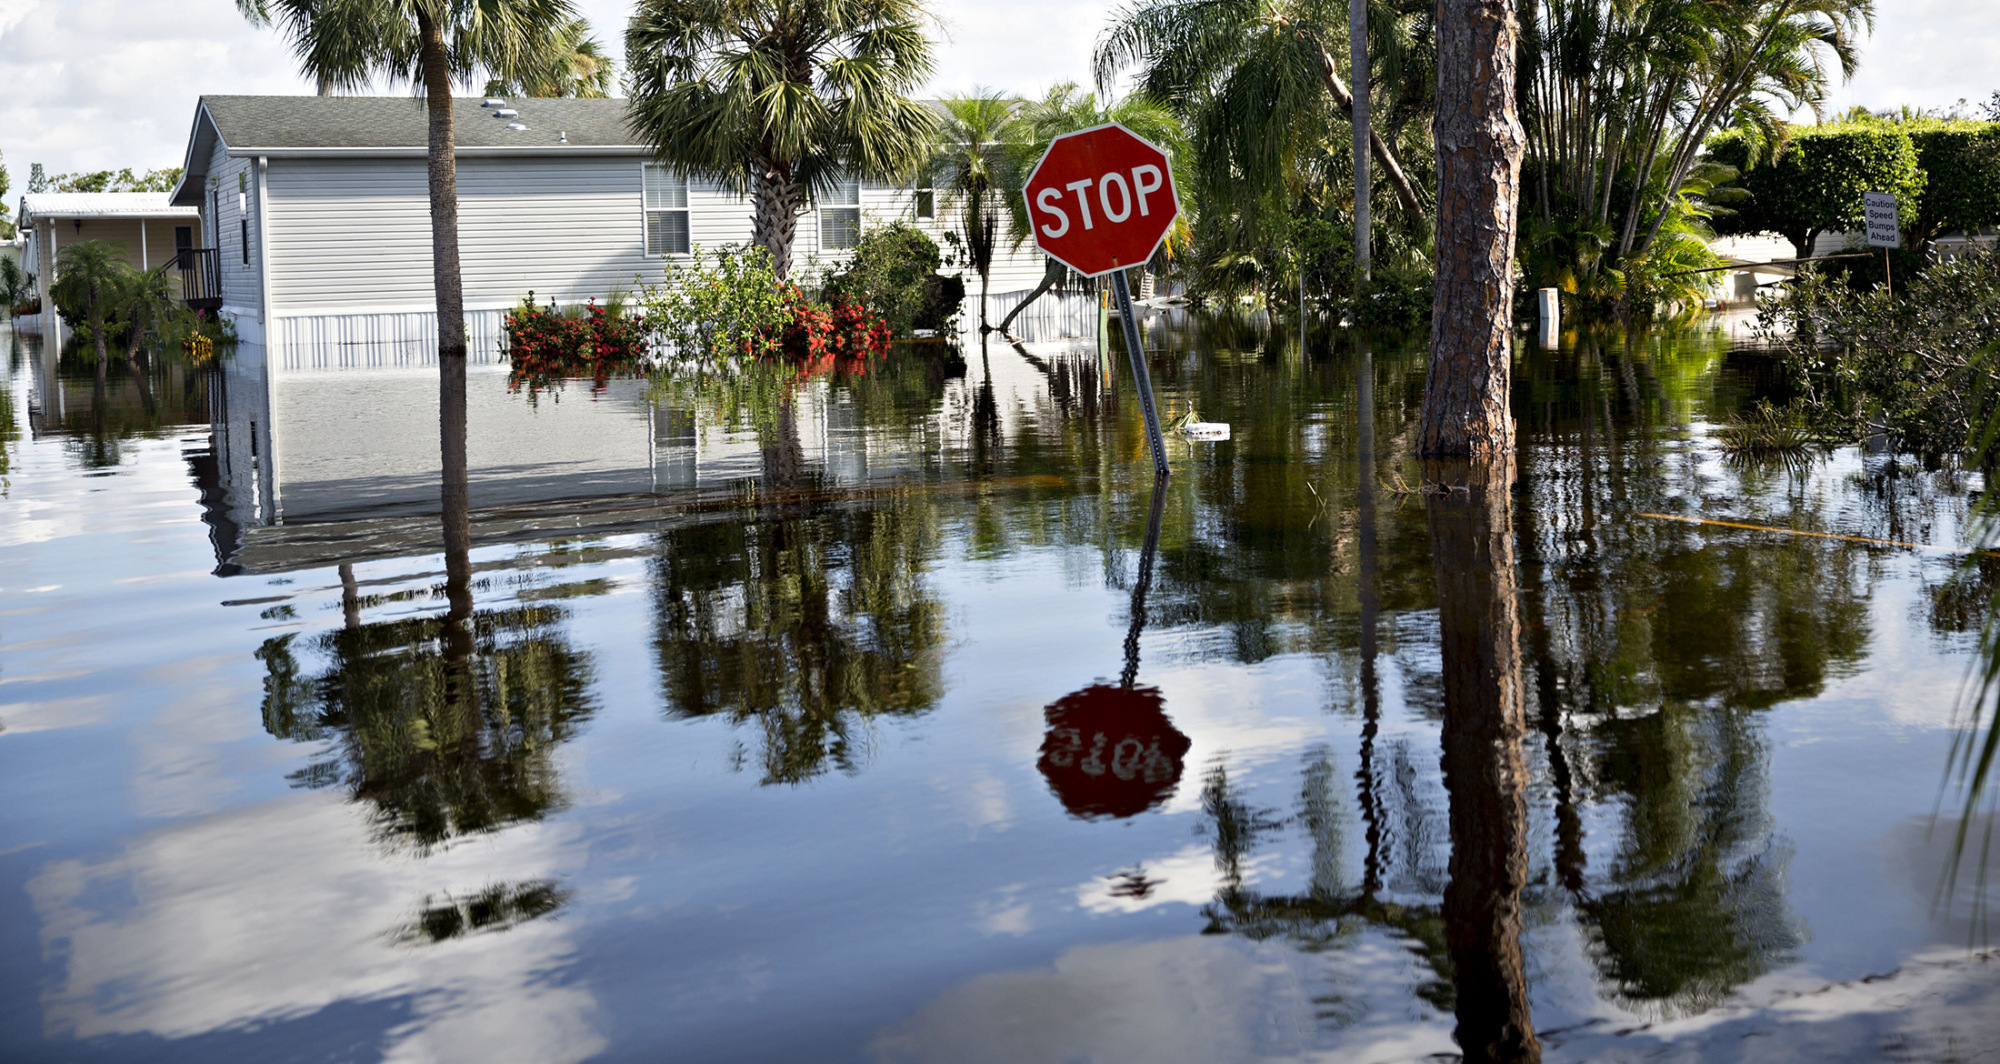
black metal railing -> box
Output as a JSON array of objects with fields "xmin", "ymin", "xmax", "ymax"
[{"xmin": 166, "ymin": 247, "xmax": 222, "ymax": 311}]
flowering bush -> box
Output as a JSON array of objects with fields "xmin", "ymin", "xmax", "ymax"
[{"xmin": 504, "ymin": 293, "xmax": 647, "ymax": 399}]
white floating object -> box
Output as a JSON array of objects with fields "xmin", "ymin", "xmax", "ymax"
[{"xmin": 1183, "ymin": 422, "xmax": 1230, "ymax": 440}]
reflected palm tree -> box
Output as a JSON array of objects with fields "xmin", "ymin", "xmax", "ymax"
[
  {"xmin": 254, "ymin": 384, "xmax": 597, "ymax": 850},
  {"xmin": 651, "ymin": 491, "xmax": 948, "ymax": 785}
]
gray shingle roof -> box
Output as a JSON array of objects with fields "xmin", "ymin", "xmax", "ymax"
[{"xmin": 201, "ymin": 95, "xmax": 643, "ymax": 151}]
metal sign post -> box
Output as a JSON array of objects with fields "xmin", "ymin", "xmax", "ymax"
[
  {"xmin": 1111, "ymin": 269, "xmax": 1169, "ymax": 478},
  {"xmin": 1863, "ymin": 191, "xmax": 1899, "ymax": 296}
]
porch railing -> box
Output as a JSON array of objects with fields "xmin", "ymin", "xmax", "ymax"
[{"xmin": 168, "ymin": 248, "xmax": 222, "ymax": 311}]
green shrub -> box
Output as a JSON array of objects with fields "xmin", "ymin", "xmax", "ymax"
[
  {"xmin": 1905, "ymin": 120, "xmax": 2000, "ymax": 247},
  {"xmin": 638, "ymin": 244, "xmax": 793, "ymax": 364},
  {"xmin": 1710, "ymin": 124, "xmax": 1925, "ymax": 259},
  {"xmin": 1755, "ymin": 248, "xmax": 2000, "ymax": 460},
  {"xmin": 821, "ymin": 222, "xmax": 962, "ymax": 335}
]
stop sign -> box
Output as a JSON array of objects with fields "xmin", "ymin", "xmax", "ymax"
[{"xmin": 1023, "ymin": 123, "xmax": 1181, "ymax": 278}]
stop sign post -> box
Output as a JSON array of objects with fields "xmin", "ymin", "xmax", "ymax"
[{"xmin": 1024, "ymin": 123, "xmax": 1181, "ymax": 479}]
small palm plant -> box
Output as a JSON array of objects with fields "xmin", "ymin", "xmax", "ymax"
[{"xmin": 50, "ymin": 241, "xmax": 129, "ymax": 386}]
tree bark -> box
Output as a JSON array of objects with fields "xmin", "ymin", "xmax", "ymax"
[
  {"xmin": 1421, "ymin": 0, "xmax": 1525, "ymax": 457},
  {"xmin": 417, "ymin": 10, "xmax": 473, "ymax": 613},
  {"xmin": 1426, "ymin": 455, "xmax": 1541, "ymax": 1064},
  {"xmin": 752, "ymin": 153, "xmax": 805, "ymax": 281}
]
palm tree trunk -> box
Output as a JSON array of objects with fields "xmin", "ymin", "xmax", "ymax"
[
  {"xmin": 417, "ymin": 10, "xmax": 473, "ymax": 606},
  {"xmin": 753, "ymin": 153, "xmax": 804, "ymax": 281},
  {"xmin": 1420, "ymin": 0, "xmax": 1525, "ymax": 457}
]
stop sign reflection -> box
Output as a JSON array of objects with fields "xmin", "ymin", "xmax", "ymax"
[{"xmin": 1038, "ymin": 684, "xmax": 1191, "ymax": 819}]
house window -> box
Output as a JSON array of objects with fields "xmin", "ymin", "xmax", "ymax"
[
  {"xmin": 241, "ymin": 219, "xmax": 249, "ymax": 264},
  {"xmin": 820, "ymin": 176, "xmax": 860, "ymax": 251},
  {"xmin": 643, "ymin": 164, "xmax": 690, "ymax": 256},
  {"xmin": 914, "ymin": 170, "xmax": 935, "ymax": 220}
]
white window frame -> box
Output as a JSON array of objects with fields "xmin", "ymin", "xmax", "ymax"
[
  {"xmin": 642, "ymin": 163, "xmax": 691, "ymax": 257},
  {"xmin": 819, "ymin": 176, "xmax": 861, "ymax": 252}
]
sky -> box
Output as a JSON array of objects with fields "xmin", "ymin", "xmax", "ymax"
[{"xmin": 0, "ymin": 0, "xmax": 1995, "ymax": 182}]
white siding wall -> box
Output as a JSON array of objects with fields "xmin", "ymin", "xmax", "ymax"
[
  {"xmin": 214, "ymin": 151, "xmax": 1054, "ymax": 365},
  {"xmin": 264, "ymin": 155, "xmax": 759, "ymax": 315},
  {"xmin": 213, "ymin": 144, "xmax": 263, "ymax": 325}
]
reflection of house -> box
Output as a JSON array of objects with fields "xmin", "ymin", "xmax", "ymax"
[
  {"xmin": 15, "ymin": 193, "xmax": 202, "ymax": 332},
  {"xmin": 205, "ymin": 359, "xmax": 973, "ymax": 574},
  {"xmin": 167, "ymin": 95, "xmax": 1048, "ymax": 365}
]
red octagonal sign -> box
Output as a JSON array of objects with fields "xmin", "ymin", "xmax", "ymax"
[{"xmin": 1023, "ymin": 123, "xmax": 1181, "ymax": 278}]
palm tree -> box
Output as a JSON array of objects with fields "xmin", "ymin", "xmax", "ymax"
[
  {"xmin": 1097, "ymin": 0, "xmax": 1426, "ymax": 227},
  {"xmin": 49, "ymin": 241, "xmax": 127, "ymax": 388},
  {"xmin": 483, "ymin": 16, "xmax": 614, "ymax": 97},
  {"xmin": 936, "ymin": 91, "xmax": 1025, "ymax": 330},
  {"xmin": 626, "ymin": 0, "xmax": 939, "ymax": 282},
  {"xmin": 238, "ymin": 0, "xmax": 581, "ymax": 592}
]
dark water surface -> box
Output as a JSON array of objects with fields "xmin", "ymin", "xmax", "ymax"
[{"xmin": 3, "ymin": 307, "xmax": 1996, "ymax": 1063}]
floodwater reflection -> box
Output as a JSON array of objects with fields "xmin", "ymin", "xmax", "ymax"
[
  {"xmin": 1039, "ymin": 479, "xmax": 1192, "ymax": 819},
  {"xmin": 3, "ymin": 304, "xmax": 1995, "ymax": 1063},
  {"xmin": 1426, "ymin": 456, "xmax": 1540, "ymax": 1063}
]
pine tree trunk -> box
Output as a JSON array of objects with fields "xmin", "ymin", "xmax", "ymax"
[
  {"xmin": 1426, "ymin": 455, "xmax": 1541, "ymax": 1064},
  {"xmin": 1420, "ymin": 0, "xmax": 1525, "ymax": 457},
  {"xmin": 417, "ymin": 11, "xmax": 473, "ymax": 615}
]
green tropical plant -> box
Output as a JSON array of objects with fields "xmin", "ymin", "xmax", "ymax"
[
  {"xmin": 116, "ymin": 266, "xmax": 183, "ymax": 368},
  {"xmin": 482, "ymin": 15, "xmax": 614, "ymax": 97},
  {"xmin": 625, "ymin": 0, "xmax": 939, "ymax": 281},
  {"xmin": 638, "ymin": 244, "xmax": 795, "ymax": 365},
  {"xmin": 0, "ymin": 256, "xmax": 33, "ymax": 313},
  {"xmin": 936, "ymin": 90, "xmax": 1027, "ymax": 328},
  {"xmin": 820, "ymin": 222, "xmax": 961, "ymax": 336},
  {"xmin": 49, "ymin": 241, "xmax": 128, "ymax": 386}
]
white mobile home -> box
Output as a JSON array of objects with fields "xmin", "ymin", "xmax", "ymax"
[
  {"xmin": 169, "ymin": 95, "xmax": 1048, "ymax": 368},
  {"xmin": 15, "ymin": 193, "xmax": 202, "ymax": 332}
]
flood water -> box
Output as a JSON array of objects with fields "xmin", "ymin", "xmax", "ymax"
[{"xmin": 2, "ymin": 305, "xmax": 1997, "ymax": 1063}]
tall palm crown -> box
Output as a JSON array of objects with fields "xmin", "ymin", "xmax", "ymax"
[
  {"xmin": 936, "ymin": 91, "xmax": 1025, "ymax": 326},
  {"xmin": 485, "ymin": 16, "xmax": 617, "ymax": 97},
  {"xmin": 238, "ymin": 0, "xmax": 577, "ymax": 94},
  {"xmin": 625, "ymin": 0, "xmax": 939, "ymax": 281}
]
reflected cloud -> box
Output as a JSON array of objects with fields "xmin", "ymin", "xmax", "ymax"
[
  {"xmin": 26, "ymin": 791, "xmax": 602, "ymax": 1062},
  {"xmin": 869, "ymin": 933, "xmax": 1457, "ymax": 1064}
]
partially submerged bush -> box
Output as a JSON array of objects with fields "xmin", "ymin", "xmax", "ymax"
[
  {"xmin": 640, "ymin": 245, "xmax": 792, "ymax": 364},
  {"xmin": 504, "ymin": 294, "xmax": 648, "ymax": 399},
  {"xmin": 820, "ymin": 223, "xmax": 962, "ymax": 335},
  {"xmin": 1755, "ymin": 248, "xmax": 2000, "ymax": 461}
]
